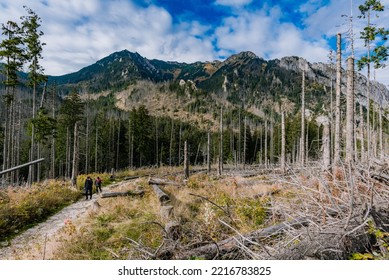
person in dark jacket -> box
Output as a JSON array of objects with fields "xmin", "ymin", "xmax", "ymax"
[
  {"xmin": 95, "ymin": 176, "xmax": 102, "ymax": 194},
  {"xmin": 84, "ymin": 176, "xmax": 93, "ymax": 200}
]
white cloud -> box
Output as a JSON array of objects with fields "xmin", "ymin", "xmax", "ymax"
[
  {"xmin": 299, "ymin": 0, "xmax": 326, "ymax": 14},
  {"xmin": 214, "ymin": 7, "xmax": 330, "ymax": 63},
  {"xmin": 215, "ymin": 0, "xmax": 253, "ymax": 7}
]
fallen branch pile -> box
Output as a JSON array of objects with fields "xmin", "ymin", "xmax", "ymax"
[{"xmin": 155, "ymin": 161, "xmax": 389, "ymax": 260}]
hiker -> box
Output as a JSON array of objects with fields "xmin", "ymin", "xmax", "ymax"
[
  {"xmin": 95, "ymin": 176, "xmax": 102, "ymax": 194},
  {"xmin": 84, "ymin": 176, "xmax": 93, "ymax": 200}
]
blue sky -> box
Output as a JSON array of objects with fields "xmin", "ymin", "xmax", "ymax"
[{"xmin": 0, "ymin": 0, "xmax": 388, "ymax": 85}]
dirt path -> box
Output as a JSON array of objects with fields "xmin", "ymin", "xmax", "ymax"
[
  {"xmin": 0, "ymin": 181, "xmax": 131, "ymax": 260},
  {"xmin": 0, "ymin": 195, "xmax": 99, "ymax": 260}
]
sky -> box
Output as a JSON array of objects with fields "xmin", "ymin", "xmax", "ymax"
[{"xmin": 0, "ymin": 0, "xmax": 388, "ymax": 86}]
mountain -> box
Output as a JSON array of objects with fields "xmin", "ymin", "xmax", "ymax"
[{"xmin": 48, "ymin": 49, "xmax": 389, "ymax": 116}]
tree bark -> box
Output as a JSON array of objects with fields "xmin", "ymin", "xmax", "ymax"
[
  {"xmin": 207, "ymin": 131, "xmax": 211, "ymax": 173},
  {"xmin": 359, "ymin": 103, "xmax": 365, "ymax": 162},
  {"xmin": 265, "ymin": 119, "xmax": 268, "ymax": 168},
  {"xmin": 243, "ymin": 116, "xmax": 247, "ymax": 170},
  {"xmin": 300, "ymin": 69, "xmax": 306, "ymax": 166},
  {"xmin": 155, "ymin": 117, "xmax": 159, "ymax": 166},
  {"xmin": 322, "ymin": 118, "xmax": 331, "ymax": 171},
  {"xmin": 151, "ymin": 184, "xmax": 170, "ymax": 204},
  {"xmin": 346, "ymin": 57, "xmax": 355, "ymax": 164},
  {"xmin": 184, "ymin": 141, "xmax": 189, "ymax": 179},
  {"xmin": 219, "ymin": 107, "xmax": 223, "ymax": 175},
  {"xmin": 169, "ymin": 119, "xmax": 174, "ymax": 166},
  {"xmin": 379, "ymin": 105, "xmax": 383, "ymax": 159},
  {"xmin": 334, "ymin": 33, "xmax": 342, "ymax": 165},
  {"xmin": 281, "ymin": 111, "xmax": 286, "ymax": 173},
  {"xmin": 101, "ymin": 190, "xmax": 144, "ymax": 198},
  {"xmin": 71, "ymin": 122, "xmax": 79, "ymax": 186}
]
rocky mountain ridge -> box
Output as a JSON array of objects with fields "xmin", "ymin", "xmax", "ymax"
[{"xmin": 48, "ymin": 49, "xmax": 389, "ymax": 110}]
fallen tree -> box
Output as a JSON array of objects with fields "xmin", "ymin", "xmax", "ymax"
[
  {"xmin": 148, "ymin": 177, "xmax": 181, "ymax": 186},
  {"xmin": 161, "ymin": 217, "xmax": 309, "ymax": 260},
  {"xmin": 151, "ymin": 184, "xmax": 170, "ymax": 204},
  {"xmin": 101, "ymin": 190, "xmax": 144, "ymax": 198}
]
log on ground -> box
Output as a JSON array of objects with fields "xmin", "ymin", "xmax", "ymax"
[
  {"xmin": 101, "ymin": 190, "xmax": 144, "ymax": 198},
  {"xmin": 148, "ymin": 177, "xmax": 181, "ymax": 186},
  {"xmin": 151, "ymin": 184, "xmax": 170, "ymax": 204}
]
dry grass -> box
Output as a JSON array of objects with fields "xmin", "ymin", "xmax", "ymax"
[
  {"xmin": 0, "ymin": 180, "xmax": 81, "ymax": 242},
  {"xmin": 52, "ymin": 170, "xmax": 276, "ymax": 259},
  {"xmin": 6, "ymin": 163, "xmax": 388, "ymax": 260}
]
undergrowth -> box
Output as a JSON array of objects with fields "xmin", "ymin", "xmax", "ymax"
[{"xmin": 0, "ymin": 180, "xmax": 81, "ymax": 242}]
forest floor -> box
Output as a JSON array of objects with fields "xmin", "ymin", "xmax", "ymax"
[
  {"xmin": 0, "ymin": 171, "xmax": 277, "ymax": 260},
  {"xmin": 1, "ymin": 162, "xmax": 388, "ymax": 260}
]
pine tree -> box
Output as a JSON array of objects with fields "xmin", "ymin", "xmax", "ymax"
[
  {"xmin": 21, "ymin": 6, "xmax": 46, "ymax": 184},
  {"xmin": 58, "ymin": 92, "xmax": 84, "ymax": 180}
]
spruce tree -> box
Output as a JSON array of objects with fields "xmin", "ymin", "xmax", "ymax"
[{"xmin": 21, "ymin": 6, "xmax": 46, "ymax": 184}]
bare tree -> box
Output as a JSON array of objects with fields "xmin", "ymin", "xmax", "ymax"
[
  {"xmin": 207, "ymin": 131, "xmax": 211, "ymax": 173},
  {"xmin": 219, "ymin": 107, "xmax": 223, "ymax": 175},
  {"xmin": 281, "ymin": 110, "xmax": 286, "ymax": 173},
  {"xmin": 346, "ymin": 57, "xmax": 355, "ymax": 164},
  {"xmin": 71, "ymin": 122, "xmax": 79, "ymax": 186},
  {"xmin": 243, "ymin": 116, "xmax": 247, "ymax": 170},
  {"xmin": 359, "ymin": 103, "xmax": 365, "ymax": 162},
  {"xmin": 184, "ymin": 140, "xmax": 189, "ymax": 179},
  {"xmin": 334, "ymin": 33, "xmax": 342, "ymax": 165},
  {"xmin": 300, "ymin": 68, "xmax": 306, "ymax": 166},
  {"xmin": 319, "ymin": 116, "xmax": 331, "ymax": 171},
  {"xmin": 379, "ymin": 104, "xmax": 383, "ymax": 158}
]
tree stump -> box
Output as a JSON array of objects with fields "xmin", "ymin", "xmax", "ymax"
[
  {"xmin": 161, "ymin": 205, "xmax": 174, "ymax": 219},
  {"xmin": 165, "ymin": 221, "xmax": 181, "ymax": 241}
]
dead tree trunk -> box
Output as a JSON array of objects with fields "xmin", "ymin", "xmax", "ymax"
[
  {"xmin": 219, "ymin": 107, "xmax": 223, "ymax": 175},
  {"xmin": 151, "ymin": 184, "xmax": 170, "ymax": 204},
  {"xmin": 207, "ymin": 131, "xmax": 211, "ymax": 173},
  {"xmin": 265, "ymin": 119, "xmax": 268, "ymax": 168},
  {"xmin": 184, "ymin": 141, "xmax": 189, "ymax": 179},
  {"xmin": 379, "ymin": 105, "xmax": 383, "ymax": 159},
  {"xmin": 148, "ymin": 177, "xmax": 181, "ymax": 186},
  {"xmin": 281, "ymin": 111, "xmax": 286, "ymax": 173},
  {"xmin": 334, "ymin": 33, "xmax": 342, "ymax": 165},
  {"xmin": 101, "ymin": 190, "xmax": 144, "ymax": 198},
  {"xmin": 300, "ymin": 68, "xmax": 305, "ymax": 167},
  {"xmin": 322, "ymin": 118, "xmax": 331, "ymax": 171},
  {"xmin": 171, "ymin": 218, "xmax": 308, "ymax": 260},
  {"xmin": 66, "ymin": 126, "xmax": 70, "ymax": 178},
  {"xmin": 71, "ymin": 122, "xmax": 79, "ymax": 186},
  {"xmin": 169, "ymin": 119, "xmax": 174, "ymax": 166},
  {"xmin": 346, "ymin": 57, "xmax": 355, "ymax": 164},
  {"xmin": 359, "ymin": 103, "xmax": 365, "ymax": 162},
  {"xmin": 243, "ymin": 116, "xmax": 247, "ymax": 170}
]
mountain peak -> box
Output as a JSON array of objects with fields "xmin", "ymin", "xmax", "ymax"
[{"xmin": 225, "ymin": 51, "xmax": 257, "ymax": 63}]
